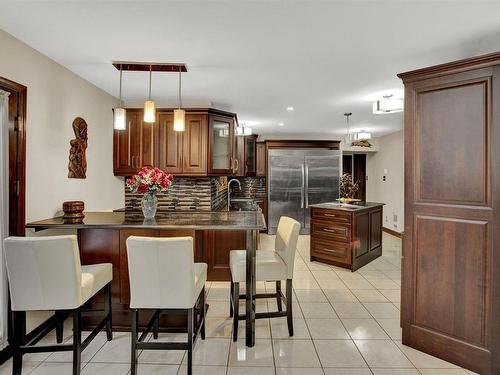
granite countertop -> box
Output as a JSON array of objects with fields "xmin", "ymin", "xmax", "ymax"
[
  {"xmin": 309, "ymin": 201, "xmax": 385, "ymax": 211},
  {"xmin": 26, "ymin": 211, "xmax": 266, "ymax": 231}
]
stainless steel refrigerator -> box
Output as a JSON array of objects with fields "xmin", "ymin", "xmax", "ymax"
[{"xmin": 268, "ymin": 149, "xmax": 341, "ymax": 234}]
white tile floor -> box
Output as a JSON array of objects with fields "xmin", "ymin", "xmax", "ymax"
[{"xmin": 0, "ymin": 233, "xmax": 480, "ymax": 375}]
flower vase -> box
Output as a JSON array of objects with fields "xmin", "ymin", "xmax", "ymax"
[{"xmin": 141, "ymin": 193, "xmax": 158, "ymax": 219}]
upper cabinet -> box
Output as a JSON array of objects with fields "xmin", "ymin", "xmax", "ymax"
[
  {"xmin": 256, "ymin": 142, "xmax": 266, "ymax": 176},
  {"xmin": 113, "ymin": 108, "xmax": 232, "ymax": 176},
  {"xmin": 113, "ymin": 109, "xmax": 155, "ymax": 175},
  {"xmin": 235, "ymin": 135, "xmax": 258, "ymax": 177},
  {"xmin": 208, "ymin": 114, "xmax": 236, "ymax": 174}
]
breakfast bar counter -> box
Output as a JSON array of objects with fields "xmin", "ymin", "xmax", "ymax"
[{"xmin": 26, "ymin": 211, "xmax": 266, "ymax": 347}]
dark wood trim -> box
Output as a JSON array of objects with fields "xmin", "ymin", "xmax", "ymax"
[
  {"xmin": 0, "ymin": 76, "xmax": 27, "ymax": 237},
  {"xmin": 265, "ymin": 140, "xmax": 340, "ymax": 150},
  {"xmin": 382, "ymin": 226, "xmax": 403, "ymax": 239},
  {"xmin": 398, "ymin": 50, "xmax": 500, "ymax": 83},
  {"xmin": 112, "ymin": 62, "xmax": 187, "ymax": 72}
]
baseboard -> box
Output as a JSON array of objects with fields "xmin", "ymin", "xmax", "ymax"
[{"xmin": 383, "ymin": 227, "xmax": 403, "ymax": 239}]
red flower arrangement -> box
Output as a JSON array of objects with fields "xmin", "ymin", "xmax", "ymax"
[{"xmin": 126, "ymin": 167, "xmax": 174, "ymax": 195}]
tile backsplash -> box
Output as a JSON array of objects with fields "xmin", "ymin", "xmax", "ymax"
[{"xmin": 124, "ymin": 176, "xmax": 264, "ymax": 212}]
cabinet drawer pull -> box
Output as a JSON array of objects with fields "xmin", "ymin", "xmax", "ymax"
[
  {"xmin": 323, "ymin": 228, "xmax": 337, "ymax": 233},
  {"xmin": 324, "ymin": 214, "xmax": 337, "ymax": 217}
]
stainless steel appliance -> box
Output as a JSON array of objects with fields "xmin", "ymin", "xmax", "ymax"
[{"xmin": 268, "ymin": 149, "xmax": 341, "ymax": 234}]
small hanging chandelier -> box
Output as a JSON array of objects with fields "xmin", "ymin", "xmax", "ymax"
[
  {"xmin": 143, "ymin": 65, "xmax": 156, "ymax": 123},
  {"xmin": 343, "ymin": 112, "xmax": 353, "ymax": 144},
  {"xmin": 113, "ymin": 65, "xmax": 126, "ymax": 130},
  {"xmin": 173, "ymin": 65, "xmax": 186, "ymax": 132},
  {"xmin": 372, "ymin": 94, "xmax": 403, "ymax": 114}
]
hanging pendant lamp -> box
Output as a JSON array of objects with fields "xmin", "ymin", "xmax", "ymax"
[
  {"xmin": 173, "ymin": 65, "xmax": 185, "ymax": 132},
  {"xmin": 113, "ymin": 65, "xmax": 126, "ymax": 130},
  {"xmin": 143, "ymin": 65, "xmax": 156, "ymax": 123},
  {"xmin": 343, "ymin": 112, "xmax": 353, "ymax": 145}
]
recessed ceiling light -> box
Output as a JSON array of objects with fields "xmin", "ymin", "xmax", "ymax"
[
  {"xmin": 286, "ymin": 106, "xmax": 294, "ymax": 111},
  {"xmin": 279, "ymin": 122, "xmax": 285, "ymax": 126}
]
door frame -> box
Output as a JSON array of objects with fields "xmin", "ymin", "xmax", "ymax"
[{"xmin": 0, "ymin": 76, "xmax": 26, "ymax": 236}]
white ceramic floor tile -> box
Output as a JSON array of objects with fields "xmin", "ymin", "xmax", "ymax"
[
  {"xmin": 134, "ymin": 364, "xmax": 179, "ymax": 375},
  {"xmin": 306, "ymin": 318, "xmax": 350, "ymax": 339},
  {"xmin": 376, "ymin": 318, "xmax": 402, "ymax": 340},
  {"xmin": 207, "ymin": 301, "xmax": 231, "ymax": 317},
  {"xmin": 332, "ymin": 303, "xmax": 372, "ymax": 319},
  {"xmin": 342, "ymin": 319, "xmax": 390, "ymax": 340},
  {"xmin": 177, "ymin": 365, "xmax": 227, "ymax": 375},
  {"xmin": 205, "ymin": 317, "xmax": 233, "ymax": 338},
  {"xmin": 418, "ymin": 370, "xmax": 468, "ymax": 375},
  {"xmin": 270, "ymin": 318, "xmax": 311, "ymax": 339},
  {"xmin": 362, "ymin": 303, "xmax": 400, "ymax": 319},
  {"xmin": 228, "ymin": 339, "xmax": 274, "ymax": 367},
  {"xmin": 182, "ymin": 338, "xmax": 230, "ymax": 366},
  {"xmin": 379, "ymin": 289, "xmax": 401, "ymax": 303},
  {"xmin": 368, "ymin": 278, "xmax": 400, "ymax": 290},
  {"xmin": 237, "ymin": 318, "xmax": 271, "ymax": 339},
  {"xmin": 227, "ymin": 367, "xmax": 275, "ymax": 375},
  {"xmin": 30, "ymin": 363, "xmax": 76, "ymax": 375},
  {"xmin": 354, "ymin": 340, "xmax": 414, "ymax": 368},
  {"xmin": 314, "ymin": 340, "xmax": 367, "ymax": 368},
  {"xmin": 294, "ymin": 289, "xmax": 328, "ymax": 302},
  {"xmin": 91, "ymin": 332, "xmax": 134, "ymax": 363},
  {"xmin": 0, "ymin": 360, "xmax": 40, "ymax": 375},
  {"xmin": 342, "ymin": 279, "xmax": 375, "ymax": 290},
  {"xmin": 300, "ymin": 302, "xmax": 338, "ymax": 318},
  {"xmin": 395, "ymin": 341, "xmax": 460, "ymax": 369},
  {"xmin": 46, "ymin": 333, "xmax": 108, "ymax": 363},
  {"xmin": 323, "ymin": 289, "xmax": 358, "ymax": 303},
  {"xmin": 370, "ymin": 369, "xmax": 420, "ymax": 375},
  {"xmin": 273, "ymin": 339, "xmax": 321, "ymax": 367},
  {"xmin": 317, "ymin": 279, "xmax": 348, "ymax": 290},
  {"xmin": 352, "ymin": 289, "xmax": 389, "ymax": 303},
  {"xmin": 276, "ymin": 368, "xmax": 325, "ymax": 375},
  {"xmin": 323, "ymin": 369, "xmax": 372, "ymax": 375}
]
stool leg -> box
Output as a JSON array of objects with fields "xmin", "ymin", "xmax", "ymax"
[
  {"xmin": 200, "ymin": 287, "xmax": 206, "ymax": 340},
  {"xmin": 131, "ymin": 309, "xmax": 138, "ymax": 375},
  {"xmin": 276, "ymin": 281, "xmax": 283, "ymax": 312},
  {"xmin": 12, "ymin": 311, "xmax": 25, "ymax": 375},
  {"xmin": 229, "ymin": 281, "xmax": 234, "ymax": 318},
  {"xmin": 232, "ymin": 282, "xmax": 239, "ymax": 342},
  {"xmin": 72, "ymin": 308, "xmax": 82, "ymax": 375},
  {"xmin": 153, "ymin": 310, "xmax": 160, "ymax": 340},
  {"xmin": 104, "ymin": 283, "xmax": 113, "ymax": 341},
  {"xmin": 55, "ymin": 311, "xmax": 64, "ymax": 343},
  {"xmin": 286, "ymin": 279, "xmax": 294, "ymax": 336},
  {"xmin": 187, "ymin": 308, "xmax": 194, "ymax": 375}
]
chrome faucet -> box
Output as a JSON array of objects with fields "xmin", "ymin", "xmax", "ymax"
[{"xmin": 227, "ymin": 178, "xmax": 242, "ymax": 211}]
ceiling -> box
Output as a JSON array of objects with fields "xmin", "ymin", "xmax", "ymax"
[{"xmin": 1, "ymin": 1, "xmax": 500, "ymax": 138}]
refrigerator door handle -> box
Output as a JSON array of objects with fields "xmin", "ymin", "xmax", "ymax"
[
  {"xmin": 305, "ymin": 163, "xmax": 309, "ymax": 208},
  {"xmin": 301, "ymin": 164, "xmax": 305, "ymax": 208}
]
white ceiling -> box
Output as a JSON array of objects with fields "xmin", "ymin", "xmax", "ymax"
[{"xmin": 1, "ymin": 1, "xmax": 500, "ymax": 137}]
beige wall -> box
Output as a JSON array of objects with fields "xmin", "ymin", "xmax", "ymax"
[
  {"xmin": 366, "ymin": 130, "xmax": 404, "ymax": 233},
  {"xmin": 0, "ymin": 30, "xmax": 124, "ymax": 222}
]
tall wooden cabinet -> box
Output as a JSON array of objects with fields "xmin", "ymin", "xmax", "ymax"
[{"xmin": 398, "ymin": 52, "xmax": 500, "ymax": 375}]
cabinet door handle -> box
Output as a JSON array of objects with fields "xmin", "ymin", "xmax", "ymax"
[
  {"xmin": 324, "ymin": 214, "xmax": 337, "ymax": 217},
  {"xmin": 131, "ymin": 156, "xmax": 135, "ymax": 169},
  {"xmin": 234, "ymin": 159, "xmax": 239, "ymax": 174},
  {"xmin": 323, "ymin": 228, "xmax": 337, "ymax": 233}
]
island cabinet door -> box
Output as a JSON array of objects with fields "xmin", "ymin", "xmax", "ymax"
[
  {"xmin": 156, "ymin": 111, "xmax": 183, "ymax": 174},
  {"xmin": 182, "ymin": 114, "xmax": 208, "ymax": 175},
  {"xmin": 203, "ymin": 230, "xmax": 246, "ymax": 280}
]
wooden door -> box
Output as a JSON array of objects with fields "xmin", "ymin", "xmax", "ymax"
[
  {"xmin": 401, "ymin": 67, "xmax": 498, "ymax": 374},
  {"xmin": 183, "ymin": 114, "xmax": 207, "ymax": 175},
  {"xmin": 353, "ymin": 154, "xmax": 366, "ymax": 201},
  {"xmin": 113, "ymin": 110, "xmax": 138, "ymax": 175},
  {"xmin": 208, "ymin": 114, "xmax": 235, "ymax": 174},
  {"xmin": 157, "ymin": 111, "xmax": 183, "ymax": 173},
  {"xmin": 256, "ymin": 142, "xmax": 266, "ymax": 176}
]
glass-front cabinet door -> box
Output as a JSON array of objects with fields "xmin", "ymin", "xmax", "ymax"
[
  {"xmin": 245, "ymin": 135, "xmax": 257, "ymax": 176},
  {"xmin": 208, "ymin": 114, "xmax": 235, "ymax": 174}
]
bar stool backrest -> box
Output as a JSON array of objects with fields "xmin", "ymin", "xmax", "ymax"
[
  {"xmin": 4, "ymin": 235, "xmax": 83, "ymax": 311},
  {"xmin": 126, "ymin": 236, "xmax": 196, "ymax": 309},
  {"xmin": 274, "ymin": 216, "xmax": 301, "ymax": 279}
]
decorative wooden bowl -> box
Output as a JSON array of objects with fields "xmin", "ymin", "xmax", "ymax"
[{"xmin": 62, "ymin": 201, "xmax": 85, "ymax": 222}]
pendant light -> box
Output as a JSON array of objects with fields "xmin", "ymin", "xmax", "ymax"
[
  {"xmin": 173, "ymin": 65, "xmax": 186, "ymax": 132},
  {"xmin": 343, "ymin": 112, "xmax": 353, "ymax": 144},
  {"xmin": 372, "ymin": 94, "xmax": 403, "ymax": 114},
  {"xmin": 143, "ymin": 65, "xmax": 156, "ymax": 123},
  {"xmin": 113, "ymin": 65, "xmax": 126, "ymax": 130}
]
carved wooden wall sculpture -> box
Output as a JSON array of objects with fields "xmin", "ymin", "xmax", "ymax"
[{"xmin": 68, "ymin": 117, "xmax": 88, "ymax": 178}]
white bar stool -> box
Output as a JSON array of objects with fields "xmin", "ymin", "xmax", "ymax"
[
  {"xmin": 126, "ymin": 236, "xmax": 207, "ymax": 375},
  {"xmin": 229, "ymin": 216, "xmax": 300, "ymax": 341},
  {"xmin": 3, "ymin": 235, "xmax": 113, "ymax": 375}
]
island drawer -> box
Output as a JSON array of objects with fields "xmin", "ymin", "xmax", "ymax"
[
  {"xmin": 311, "ymin": 238, "xmax": 351, "ymax": 264},
  {"xmin": 311, "ymin": 208, "xmax": 351, "ymax": 224},
  {"xmin": 311, "ymin": 220, "xmax": 350, "ymax": 242}
]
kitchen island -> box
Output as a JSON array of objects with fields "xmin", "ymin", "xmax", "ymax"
[
  {"xmin": 26, "ymin": 211, "xmax": 266, "ymax": 347},
  {"xmin": 309, "ymin": 202, "xmax": 384, "ymax": 271}
]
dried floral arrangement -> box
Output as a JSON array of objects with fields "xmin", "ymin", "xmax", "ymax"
[{"xmin": 340, "ymin": 173, "xmax": 360, "ymax": 199}]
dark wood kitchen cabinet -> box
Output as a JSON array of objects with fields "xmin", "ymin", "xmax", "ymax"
[
  {"xmin": 113, "ymin": 109, "xmax": 155, "ymax": 175},
  {"xmin": 235, "ymin": 134, "xmax": 258, "ymax": 177},
  {"xmin": 256, "ymin": 142, "xmax": 266, "ymax": 176},
  {"xmin": 310, "ymin": 204, "xmax": 383, "ymax": 271},
  {"xmin": 398, "ymin": 52, "xmax": 500, "ymax": 375},
  {"xmin": 208, "ymin": 114, "xmax": 236, "ymax": 174},
  {"xmin": 114, "ymin": 108, "xmax": 234, "ymax": 176}
]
